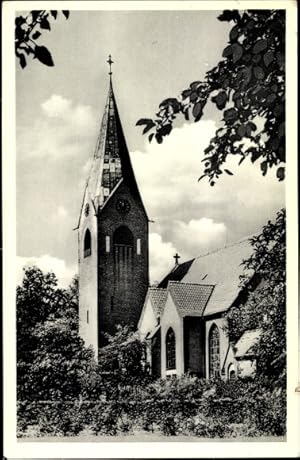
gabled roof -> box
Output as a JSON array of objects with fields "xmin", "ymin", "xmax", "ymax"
[
  {"xmin": 158, "ymin": 259, "xmax": 194, "ymax": 288},
  {"xmin": 168, "ymin": 281, "xmax": 214, "ymax": 317},
  {"xmin": 158, "ymin": 237, "xmax": 254, "ymax": 316},
  {"xmin": 234, "ymin": 329, "xmax": 261, "ymax": 359},
  {"xmin": 148, "ymin": 287, "xmax": 168, "ymax": 317}
]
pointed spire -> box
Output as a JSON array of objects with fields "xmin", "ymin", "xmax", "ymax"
[{"xmin": 86, "ymin": 57, "xmax": 144, "ymax": 212}]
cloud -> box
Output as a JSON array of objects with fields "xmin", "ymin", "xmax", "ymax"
[
  {"xmin": 17, "ymin": 255, "xmax": 77, "ymax": 289},
  {"xmin": 41, "ymin": 94, "xmax": 95, "ymax": 130},
  {"xmin": 149, "ymin": 233, "xmax": 177, "ymax": 284},
  {"xmin": 18, "ymin": 94, "xmax": 97, "ymax": 160},
  {"xmin": 41, "ymin": 94, "xmax": 72, "ymax": 118},
  {"xmin": 131, "ymin": 122, "xmax": 285, "ymax": 263},
  {"xmin": 173, "ymin": 218, "xmax": 227, "ymax": 259},
  {"xmin": 56, "ymin": 205, "xmax": 68, "ymax": 218}
]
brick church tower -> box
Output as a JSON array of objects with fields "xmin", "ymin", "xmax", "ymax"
[{"xmin": 77, "ymin": 59, "xmax": 149, "ymax": 355}]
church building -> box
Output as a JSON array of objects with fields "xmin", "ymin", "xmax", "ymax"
[
  {"xmin": 77, "ymin": 59, "xmax": 260, "ymax": 380},
  {"xmin": 77, "ymin": 58, "xmax": 149, "ymax": 355},
  {"xmin": 138, "ymin": 238, "xmax": 261, "ymax": 380}
]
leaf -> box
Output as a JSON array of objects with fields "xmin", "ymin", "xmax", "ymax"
[
  {"xmin": 31, "ymin": 11, "xmax": 43, "ymax": 22},
  {"xmin": 250, "ymin": 149, "xmax": 261, "ymax": 163},
  {"xmin": 237, "ymin": 124, "xmax": 246, "ymax": 137},
  {"xmin": 278, "ymin": 122, "xmax": 285, "ymax": 138},
  {"xmin": 230, "ymin": 24, "xmax": 239, "ymax": 42},
  {"xmin": 276, "ymin": 166, "xmax": 285, "ymax": 181},
  {"xmin": 192, "ymin": 102, "xmax": 203, "ymax": 120},
  {"xmin": 248, "ymin": 121, "xmax": 257, "ymax": 132},
  {"xmin": 224, "ymin": 108, "xmax": 238, "ymax": 123},
  {"xmin": 253, "ymin": 66, "xmax": 265, "ymax": 80},
  {"xmin": 232, "ymin": 43, "xmax": 243, "ymax": 63},
  {"xmin": 181, "ymin": 89, "xmax": 191, "ymax": 99},
  {"xmin": 50, "ymin": 11, "xmax": 58, "ymax": 19},
  {"xmin": 142, "ymin": 121, "xmax": 155, "ymax": 135},
  {"xmin": 266, "ymin": 93, "xmax": 276, "ymax": 105},
  {"xmin": 224, "ymin": 169, "xmax": 233, "ymax": 175},
  {"xmin": 32, "ymin": 30, "xmax": 41, "ymax": 40},
  {"xmin": 260, "ymin": 160, "xmax": 268, "ymax": 176},
  {"xmin": 160, "ymin": 124, "xmax": 172, "ymax": 136},
  {"xmin": 263, "ymin": 50, "xmax": 274, "ymax": 67},
  {"xmin": 212, "ymin": 90, "xmax": 227, "ymax": 110},
  {"xmin": 253, "ymin": 39, "xmax": 268, "ymax": 54},
  {"xmin": 155, "ymin": 133, "xmax": 163, "ymax": 144},
  {"xmin": 136, "ymin": 118, "xmax": 154, "ymax": 126},
  {"xmin": 218, "ymin": 10, "xmax": 240, "ymax": 22},
  {"xmin": 223, "ymin": 44, "xmax": 233, "ymax": 58},
  {"xmin": 190, "ymin": 92, "xmax": 198, "ymax": 103},
  {"xmin": 19, "ymin": 53, "xmax": 27, "ymax": 69},
  {"xmin": 148, "ymin": 133, "xmax": 155, "ymax": 143},
  {"xmin": 62, "ymin": 11, "xmax": 70, "ymax": 19},
  {"xmin": 34, "ymin": 45, "xmax": 54, "ymax": 66},
  {"xmin": 40, "ymin": 17, "xmax": 51, "ymax": 30},
  {"xmin": 190, "ymin": 81, "xmax": 202, "ymax": 90}
]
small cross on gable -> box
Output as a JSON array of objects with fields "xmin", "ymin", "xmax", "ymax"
[{"xmin": 174, "ymin": 253, "xmax": 181, "ymax": 265}]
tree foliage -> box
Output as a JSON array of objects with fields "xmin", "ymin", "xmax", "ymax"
[
  {"xmin": 226, "ymin": 209, "xmax": 286, "ymax": 380},
  {"xmin": 137, "ymin": 10, "xmax": 285, "ymax": 185},
  {"xmin": 98, "ymin": 324, "xmax": 149, "ymax": 380},
  {"xmin": 15, "ymin": 10, "xmax": 70, "ymax": 68},
  {"xmin": 17, "ymin": 267, "xmax": 97, "ymax": 401}
]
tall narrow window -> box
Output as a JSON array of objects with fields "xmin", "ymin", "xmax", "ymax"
[
  {"xmin": 83, "ymin": 229, "xmax": 91, "ymax": 258},
  {"xmin": 137, "ymin": 238, "xmax": 141, "ymax": 255},
  {"xmin": 106, "ymin": 235, "xmax": 110, "ymax": 253},
  {"xmin": 87, "ymin": 310, "xmax": 89, "ymax": 324},
  {"xmin": 209, "ymin": 324, "xmax": 220, "ymax": 379},
  {"xmin": 113, "ymin": 226, "xmax": 134, "ymax": 286},
  {"xmin": 166, "ymin": 327, "xmax": 176, "ymax": 370}
]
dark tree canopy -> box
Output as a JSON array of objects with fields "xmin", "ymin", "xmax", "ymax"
[
  {"xmin": 15, "ymin": 10, "xmax": 70, "ymax": 68},
  {"xmin": 137, "ymin": 10, "xmax": 285, "ymax": 185},
  {"xmin": 17, "ymin": 267, "xmax": 97, "ymax": 401},
  {"xmin": 226, "ymin": 209, "xmax": 286, "ymax": 381}
]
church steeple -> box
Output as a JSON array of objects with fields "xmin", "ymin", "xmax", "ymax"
[
  {"xmin": 78, "ymin": 59, "xmax": 149, "ymax": 355},
  {"xmin": 86, "ymin": 58, "xmax": 142, "ymax": 213}
]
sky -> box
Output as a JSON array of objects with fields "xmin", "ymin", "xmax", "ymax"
[{"xmin": 16, "ymin": 8, "xmax": 285, "ymax": 286}]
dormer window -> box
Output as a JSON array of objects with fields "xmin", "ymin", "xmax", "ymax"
[{"xmin": 84, "ymin": 229, "xmax": 92, "ymax": 258}]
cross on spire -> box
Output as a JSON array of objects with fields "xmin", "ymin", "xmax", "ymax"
[
  {"xmin": 174, "ymin": 253, "xmax": 181, "ymax": 265},
  {"xmin": 107, "ymin": 54, "xmax": 114, "ymax": 76}
]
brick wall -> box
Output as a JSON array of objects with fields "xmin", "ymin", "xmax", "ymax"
[
  {"xmin": 184, "ymin": 317, "xmax": 205, "ymax": 376},
  {"xmin": 97, "ymin": 181, "xmax": 149, "ymax": 340}
]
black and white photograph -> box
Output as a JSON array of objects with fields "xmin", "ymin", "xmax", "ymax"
[{"xmin": 3, "ymin": 1, "xmax": 299, "ymax": 457}]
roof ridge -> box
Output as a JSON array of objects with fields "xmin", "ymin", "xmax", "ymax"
[
  {"xmin": 194, "ymin": 234, "xmax": 254, "ymax": 260},
  {"xmin": 168, "ymin": 280, "xmax": 215, "ymax": 288}
]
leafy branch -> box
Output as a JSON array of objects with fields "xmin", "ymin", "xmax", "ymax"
[
  {"xmin": 137, "ymin": 10, "xmax": 285, "ymax": 185},
  {"xmin": 15, "ymin": 10, "xmax": 70, "ymax": 68}
]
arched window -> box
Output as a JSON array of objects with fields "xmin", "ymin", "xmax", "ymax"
[
  {"xmin": 83, "ymin": 229, "xmax": 92, "ymax": 257},
  {"xmin": 113, "ymin": 226, "xmax": 134, "ymax": 285},
  {"xmin": 166, "ymin": 327, "xmax": 176, "ymax": 370},
  {"xmin": 113, "ymin": 226, "xmax": 134, "ymax": 246},
  {"xmin": 228, "ymin": 363, "xmax": 236, "ymax": 381},
  {"xmin": 209, "ymin": 324, "xmax": 220, "ymax": 379}
]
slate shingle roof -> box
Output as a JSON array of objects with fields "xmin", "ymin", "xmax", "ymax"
[
  {"xmin": 234, "ymin": 329, "xmax": 261, "ymax": 358},
  {"xmin": 158, "ymin": 237, "xmax": 254, "ymax": 316},
  {"xmin": 148, "ymin": 287, "xmax": 168, "ymax": 317},
  {"xmin": 158, "ymin": 259, "xmax": 194, "ymax": 288},
  {"xmin": 168, "ymin": 281, "xmax": 215, "ymax": 316}
]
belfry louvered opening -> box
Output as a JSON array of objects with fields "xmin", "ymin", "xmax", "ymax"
[{"xmin": 113, "ymin": 226, "xmax": 134, "ymax": 285}]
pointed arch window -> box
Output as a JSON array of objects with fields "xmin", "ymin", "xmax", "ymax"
[
  {"xmin": 83, "ymin": 229, "xmax": 92, "ymax": 258},
  {"xmin": 166, "ymin": 327, "xmax": 176, "ymax": 370},
  {"xmin": 113, "ymin": 226, "xmax": 134, "ymax": 285},
  {"xmin": 209, "ymin": 324, "xmax": 220, "ymax": 379}
]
